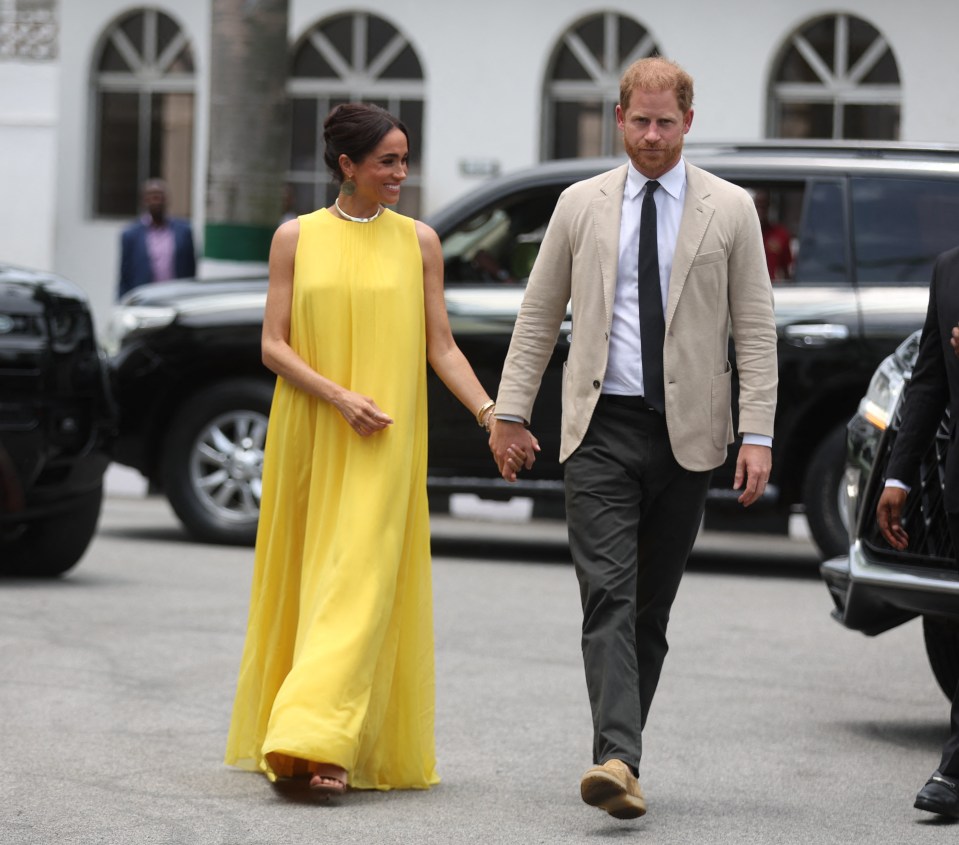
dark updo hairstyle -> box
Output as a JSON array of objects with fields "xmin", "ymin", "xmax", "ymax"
[{"xmin": 323, "ymin": 103, "xmax": 409, "ymax": 184}]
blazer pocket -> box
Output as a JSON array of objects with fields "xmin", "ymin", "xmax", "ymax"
[
  {"xmin": 691, "ymin": 248, "xmax": 726, "ymax": 267},
  {"xmin": 710, "ymin": 365, "xmax": 733, "ymax": 449}
]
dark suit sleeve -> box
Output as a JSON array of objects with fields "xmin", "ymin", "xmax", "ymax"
[
  {"xmin": 885, "ymin": 255, "xmax": 951, "ymax": 481},
  {"xmin": 118, "ymin": 227, "xmax": 135, "ymax": 299},
  {"xmin": 175, "ymin": 220, "xmax": 197, "ymax": 279}
]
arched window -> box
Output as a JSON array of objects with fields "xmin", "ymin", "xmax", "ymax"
[
  {"xmin": 92, "ymin": 8, "xmax": 195, "ymax": 217},
  {"xmin": 288, "ymin": 12, "xmax": 425, "ymax": 216},
  {"xmin": 543, "ymin": 12, "xmax": 660, "ymax": 159},
  {"xmin": 769, "ymin": 14, "xmax": 900, "ymax": 140}
]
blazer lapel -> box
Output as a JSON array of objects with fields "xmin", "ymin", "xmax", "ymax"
[
  {"xmin": 590, "ymin": 165, "xmax": 627, "ymax": 327},
  {"xmin": 665, "ymin": 163, "xmax": 714, "ymax": 331}
]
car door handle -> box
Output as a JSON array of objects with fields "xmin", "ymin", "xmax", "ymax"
[{"xmin": 784, "ymin": 323, "xmax": 850, "ymax": 347}]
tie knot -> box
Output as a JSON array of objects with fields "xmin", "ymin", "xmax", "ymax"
[{"xmin": 645, "ymin": 180, "xmax": 660, "ymax": 198}]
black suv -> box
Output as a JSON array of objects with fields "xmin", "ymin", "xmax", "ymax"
[
  {"xmin": 107, "ymin": 141, "xmax": 959, "ymax": 554},
  {"xmin": 822, "ymin": 331, "xmax": 959, "ymax": 699},
  {"xmin": 0, "ymin": 265, "xmax": 114, "ymax": 576}
]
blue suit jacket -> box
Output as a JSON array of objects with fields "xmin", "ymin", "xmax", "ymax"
[{"xmin": 118, "ymin": 218, "xmax": 196, "ymax": 299}]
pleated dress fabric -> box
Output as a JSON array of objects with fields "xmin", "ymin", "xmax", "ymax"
[{"xmin": 224, "ymin": 207, "xmax": 439, "ymax": 790}]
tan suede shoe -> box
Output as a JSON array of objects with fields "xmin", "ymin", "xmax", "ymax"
[{"xmin": 580, "ymin": 758, "xmax": 647, "ymax": 819}]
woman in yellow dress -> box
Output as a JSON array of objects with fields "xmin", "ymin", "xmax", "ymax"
[{"xmin": 224, "ymin": 103, "xmax": 534, "ymax": 794}]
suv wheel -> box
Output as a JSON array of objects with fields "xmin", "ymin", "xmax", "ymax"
[
  {"xmin": 802, "ymin": 423, "xmax": 849, "ymax": 560},
  {"xmin": 923, "ymin": 615, "xmax": 959, "ymax": 700},
  {"xmin": 1, "ymin": 486, "xmax": 103, "ymax": 577},
  {"xmin": 162, "ymin": 378, "xmax": 273, "ymax": 545}
]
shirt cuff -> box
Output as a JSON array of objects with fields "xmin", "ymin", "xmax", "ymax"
[
  {"xmin": 742, "ymin": 433, "xmax": 772, "ymax": 448},
  {"xmin": 494, "ymin": 414, "xmax": 526, "ymax": 424},
  {"xmin": 884, "ymin": 479, "xmax": 911, "ymax": 493}
]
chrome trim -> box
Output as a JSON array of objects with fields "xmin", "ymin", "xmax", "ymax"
[
  {"xmin": 784, "ymin": 323, "xmax": 851, "ymax": 346},
  {"xmin": 847, "ymin": 539, "xmax": 959, "ymax": 595},
  {"xmin": 173, "ymin": 292, "xmax": 267, "ymax": 316}
]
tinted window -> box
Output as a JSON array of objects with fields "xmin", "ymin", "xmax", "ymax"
[
  {"xmin": 442, "ymin": 190, "xmax": 562, "ymax": 286},
  {"xmin": 795, "ymin": 180, "xmax": 848, "ymax": 284},
  {"xmin": 852, "ymin": 177, "xmax": 959, "ymax": 283},
  {"xmin": 736, "ymin": 181, "xmax": 805, "ymax": 282}
]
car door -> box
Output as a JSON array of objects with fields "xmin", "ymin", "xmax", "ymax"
[{"xmin": 428, "ymin": 185, "xmax": 570, "ymax": 491}]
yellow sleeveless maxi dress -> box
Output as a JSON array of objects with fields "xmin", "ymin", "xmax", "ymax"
[{"xmin": 224, "ymin": 208, "xmax": 439, "ymax": 790}]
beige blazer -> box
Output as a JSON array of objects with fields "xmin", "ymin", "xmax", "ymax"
[{"xmin": 496, "ymin": 161, "xmax": 778, "ymax": 472}]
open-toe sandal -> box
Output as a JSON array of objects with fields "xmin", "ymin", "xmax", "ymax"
[{"xmin": 309, "ymin": 769, "xmax": 347, "ymax": 796}]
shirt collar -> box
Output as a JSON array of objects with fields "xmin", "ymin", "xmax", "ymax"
[
  {"xmin": 625, "ymin": 156, "xmax": 686, "ymax": 201},
  {"xmin": 141, "ymin": 214, "xmax": 169, "ymax": 229}
]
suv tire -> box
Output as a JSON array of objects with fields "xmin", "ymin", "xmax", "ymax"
[
  {"xmin": 1, "ymin": 486, "xmax": 103, "ymax": 577},
  {"xmin": 162, "ymin": 378, "xmax": 273, "ymax": 545},
  {"xmin": 923, "ymin": 614, "xmax": 959, "ymax": 700},
  {"xmin": 802, "ymin": 423, "xmax": 849, "ymax": 560}
]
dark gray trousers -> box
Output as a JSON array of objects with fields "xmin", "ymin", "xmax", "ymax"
[{"xmin": 564, "ymin": 395, "xmax": 711, "ymax": 775}]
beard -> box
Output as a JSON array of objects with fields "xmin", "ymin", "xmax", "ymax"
[{"xmin": 623, "ymin": 134, "xmax": 684, "ymax": 178}]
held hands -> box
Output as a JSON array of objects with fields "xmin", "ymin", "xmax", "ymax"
[
  {"xmin": 733, "ymin": 443, "xmax": 772, "ymax": 507},
  {"xmin": 489, "ymin": 419, "xmax": 541, "ymax": 482},
  {"xmin": 876, "ymin": 486, "xmax": 909, "ymax": 550},
  {"xmin": 333, "ymin": 389, "xmax": 393, "ymax": 437}
]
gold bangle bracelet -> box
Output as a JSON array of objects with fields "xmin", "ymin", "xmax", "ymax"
[
  {"xmin": 479, "ymin": 406, "xmax": 496, "ymax": 432},
  {"xmin": 475, "ymin": 399, "xmax": 495, "ymax": 427}
]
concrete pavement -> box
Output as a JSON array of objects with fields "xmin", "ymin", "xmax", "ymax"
[{"xmin": 1, "ymin": 490, "xmax": 955, "ymax": 844}]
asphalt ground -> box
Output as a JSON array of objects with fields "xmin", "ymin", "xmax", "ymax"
[{"xmin": 2, "ymin": 485, "xmax": 958, "ymax": 844}]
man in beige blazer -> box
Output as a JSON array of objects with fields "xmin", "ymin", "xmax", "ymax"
[{"xmin": 490, "ymin": 57, "xmax": 777, "ymax": 820}]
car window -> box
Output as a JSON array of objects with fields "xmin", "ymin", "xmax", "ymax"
[
  {"xmin": 852, "ymin": 177, "xmax": 959, "ymax": 284},
  {"xmin": 736, "ymin": 181, "xmax": 805, "ymax": 283},
  {"xmin": 794, "ymin": 180, "xmax": 848, "ymax": 285},
  {"xmin": 442, "ymin": 189, "xmax": 563, "ymax": 285}
]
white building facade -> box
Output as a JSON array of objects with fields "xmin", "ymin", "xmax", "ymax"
[{"xmin": 2, "ymin": 0, "xmax": 958, "ymax": 326}]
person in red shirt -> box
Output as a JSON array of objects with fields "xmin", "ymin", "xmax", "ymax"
[{"xmin": 753, "ymin": 189, "xmax": 792, "ymax": 281}]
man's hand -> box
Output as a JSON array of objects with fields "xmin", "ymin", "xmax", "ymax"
[
  {"xmin": 950, "ymin": 325, "xmax": 959, "ymax": 358},
  {"xmin": 733, "ymin": 443, "xmax": 772, "ymax": 507},
  {"xmin": 488, "ymin": 419, "xmax": 540, "ymax": 482},
  {"xmin": 877, "ymin": 486, "xmax": 909, "ymax": 550}
]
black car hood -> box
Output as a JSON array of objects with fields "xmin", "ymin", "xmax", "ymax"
[
  {"xmin": 0, "ymin": 265, "xmax": 90, "ymax": 314},
  {"xmin": 120, "ymin": 277, "xmax": 268, "ymax": 308}
]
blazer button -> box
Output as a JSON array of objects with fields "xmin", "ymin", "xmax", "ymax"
[{"xmin": 593, "ymin": 380, "xmax": 601, "ymax": 389}]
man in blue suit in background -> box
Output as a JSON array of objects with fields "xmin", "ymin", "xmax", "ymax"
[{"xmin": 118, "ymin": 178, "xmax": 196, "ymax": 299}]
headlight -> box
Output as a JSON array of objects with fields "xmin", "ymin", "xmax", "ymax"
[
  {"xmin": 857, "ymin": 354, "xmax": 906, "ymax": 431},
  {"xmin": 49, "ymin": 311, "xmax": 77, "ymax": 343},
  {"xmin": 841, "ymin": 465, "xmax": 860, "ymax": 533},
  {"xmin": 102, "ymin": 305, "xmax": 177, "ymax": 356}
]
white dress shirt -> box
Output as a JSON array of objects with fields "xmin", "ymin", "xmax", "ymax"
[
  {"xmin": 605, "ymin": 158, "xmax": 770, "ymax": 448},
  {"xmin": 604, "ymin": 158, "xmax": 685, "ymax": 396}
]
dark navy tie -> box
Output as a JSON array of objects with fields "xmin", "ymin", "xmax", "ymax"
[{"xmin": 638, "ymin": 180, "xmax": 664, "ymax": 413}]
